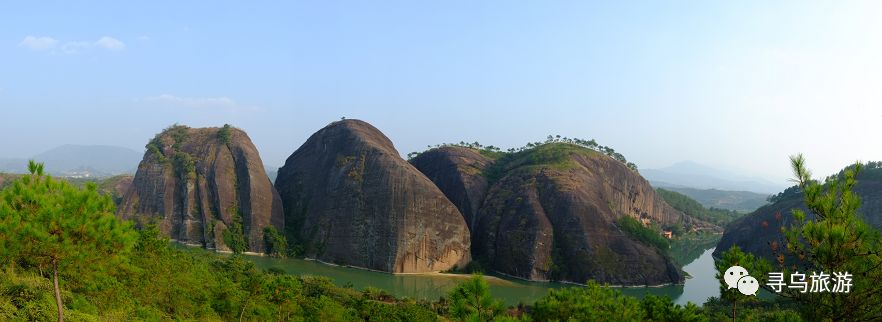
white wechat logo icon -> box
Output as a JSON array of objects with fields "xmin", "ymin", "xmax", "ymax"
[
  {"xmin": 724, "ymin": 265, "xmax": 757, "ymax": 296},
  {"xmin": 738, "ymin": 276, "xmax": 759, "ymax": 296}
]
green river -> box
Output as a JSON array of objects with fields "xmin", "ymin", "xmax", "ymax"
[{"xmin": 246, "ymin": 246, "xmax": 720, "ymax": 306}]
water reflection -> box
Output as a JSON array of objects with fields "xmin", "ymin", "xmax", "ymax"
[{"xmin": 247, "ymin": 246, "xmax": 720, "ymax": 306}]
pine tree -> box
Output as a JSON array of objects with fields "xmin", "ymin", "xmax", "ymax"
[
  {"xmin": 447, "ymin": 274, "xmax": 504, "ymax": 322},
  {"xmin": 714, "ymin": 246, "xmax": 772, "ymax": 321},
  {"xmin": 775, "ymin": 155, "xmax": 882, "ymax": 320},
  {"xmin": 0, "ymin": 161, "xmax": 137, "ymax": 322}
]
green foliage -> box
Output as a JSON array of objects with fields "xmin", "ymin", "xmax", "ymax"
[
  {"xmin": 263, "ymin": 226, "xmax": 287, "ymax": 258},
  {"xmin": 773, "ymin": 155, "xmax": 882, "ymax": 320},
  {"xmin": 533, "ymin": 282, "xmax": 713, "ymax": 321},
  {"xmin": 767, "ymin": 185, "xmax": 802, "ymax": 204},
  {"xmin": 641, "ymin": 294, "xmax": 706, "ymax": 322},
  {"xmin": 222, "ymin": 206, "xmax": 248, "ymax": 254},
  {"xmin": 715, "ymin": 246, "xmax": 772, "ymax": 305},
  {"xmin": 172, "ymin": 151, "xmax": 196, "ymax": 179},
  {"xmin": 145, "ymin": 124, "xmax": 192, "ymax": 163},
  {"xmin": 0, "ymin": 223, "xmax": 443, "ymax": 321},
  {"xmin": 0, "ymin": 161, "xmax": 137, "ymax": 321},
  {"xmin": 664, "ymin": 187, "xmax": 769, "ymax": 213},
  {"xmin": 616, "ymin": 216, "xmax": 670, "ymax": 252},
  {"xmin": 218, "ymin": 124, "xmax": 233, "ymax": 144},
  {"xmin": 701, "ymin": 297, "xmax": 802, "ymax": 321},
  {"xmin": 656, "ymin": 188, "xmax": 746, "ymax": 226},
  {"xmin": 165, "ymin": 123, "xmax": 190, "ymax": 150},
  {"xmin": 144, "ymin": 138, "xmax": 165, "ymax": 162},
  {"xmin": 532, "ymin": 281, "xmax": 644, "ymax": 321},
  {"xmin": 482, "ymin": 143, "xmax": 601, "ymax": 184},
  {"xmin": 446, "ymin": 275, "xmax": 505, "ymax": 322}
]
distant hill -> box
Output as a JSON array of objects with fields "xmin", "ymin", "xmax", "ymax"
[
  {"xmin": 661, "ymin": 187, "xmax": 768, "ymax": 213},
  {"xmin": 643, "ymin": 161, "xmax": 786, "ymax": 194},
  {"xmin": 0, "ymin": 158, "xmax": 27, "ymax": 173},
  {"xmin": 656, "ymin": 188, "xmax": 747, "ymax": 227},
  {"xmin": 715, "ymin": 163, "xmax": 882, "ymax": 262},
  {"xmin": 0, "ymin": 145, "xmax": 141, "ymax": 177}
]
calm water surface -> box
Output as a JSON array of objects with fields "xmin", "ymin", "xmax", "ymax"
[{"xmin": 246, "ymin": 246, "xmax": 719, "ymax": 306}]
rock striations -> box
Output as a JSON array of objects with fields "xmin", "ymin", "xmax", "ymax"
[
  {"xmin": 274, "ymin": 120, "xmax": 471, "ymax": 273},
  {"xmin": 119, "ymin": 125, "xmax": 284, "ymax": 253},
  {"xmin": 413, "ymin": 144, "xmax": 709, "ymax": 285},
  {"xmin": 117, "ymin": 119, "xmax": 716, "ymax": 283},
  {"xmin": 409, "ymin": 146, "xmax": 494, "ymax": 233}
]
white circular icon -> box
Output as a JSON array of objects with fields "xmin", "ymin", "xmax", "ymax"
[
  {"xmin": 724, "ymin": 265, "xmax": 749, "ymax": 289},
  {"xmin": 737, "ymin": 276, "xmax": 759, "ymax": 296}
]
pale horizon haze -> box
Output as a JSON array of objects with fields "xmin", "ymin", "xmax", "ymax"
[{"xmin": 2, "ymin": 1, "xmax": 881, "ymax": 186}]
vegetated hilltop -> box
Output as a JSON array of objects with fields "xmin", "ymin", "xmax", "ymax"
[
  {"xmin": 660, "ymin": 187, "xmax": 768, "ymax": 213},
  {"xmin": 274, "ymin": 119, "xmax": 471, "ymax": 273},
  {"xmin": 655, "ymin": 188, "xmax": 748, "ymax": 227},
  {"xmin": 714, "ymin": 162, "xmax": 882, "ymax": 261},
  {"xmin": 119, "ymin": 124, "xmax": 284, "ymax": 253},
  {"xmin": 411, "ymin": 138, "xmax": 719, "ymax": 286}
]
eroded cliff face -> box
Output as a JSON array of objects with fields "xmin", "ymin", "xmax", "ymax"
[
  {"xmin": 413, "ymin": 144, "xmax": 708, "ymax": 285},
  {"xmin": 274, "ymin": 120, "xmax": 470, "ymax": 273},
  {"xmin": 409, "ymin": 147, "xmax": 493, "ymax": 232},
  {"xmin": 119, "ymin": 125, "xmax": 284, "ymax": 253}
]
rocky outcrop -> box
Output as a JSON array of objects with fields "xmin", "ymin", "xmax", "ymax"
[
  {"xmin": 274, "ymin": 120, "xmax": 470, "ymax": 273},
  {"xmin": 409, "ymin": 147, "xmax": 494, "ymax": 232},
  {"xmin": 119, "ymin": 125, "xmax": 284, "ymax": 253},
  {"xmin": 714, "ymin": 167, "xmax": 882, "ymax": 261},
  {"xmin": 421, "ymin": 144, "xmax": 707, "ymax": 285},
  {"xmin": 98, "ymin": 175, "xmax": 134, "ymax": 206}
]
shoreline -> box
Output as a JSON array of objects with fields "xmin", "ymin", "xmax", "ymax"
[
  {"xmin": 301, "ymin": 257, "xmax": 518, "ymax": 285},
  {"xmin": 491, "ymin": 270, "xmax": 684, "ymax": 288},
  {"xmin": 173, "ymin": 240, "xmax": 689, "ymax": 289}
]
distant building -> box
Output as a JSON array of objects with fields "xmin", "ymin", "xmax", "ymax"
[{"xmin": 663, "ymin": 231, "xmax": 673, "ymax": 239}]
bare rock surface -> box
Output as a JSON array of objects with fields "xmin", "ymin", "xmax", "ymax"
[
  {"xmin": 409, "ymin": 146, "xmax": 494, "ymax": 232},
  {"xmin": 275, "ymin": 119, "xmax": 470, "ymax": 273},
  {"xmin": 414, "ymin": 144, "xmax": 710, "ymax": 285},
  {"xmin": 119, "ymin": 125, "xmax": 283, "ymax": 253}
]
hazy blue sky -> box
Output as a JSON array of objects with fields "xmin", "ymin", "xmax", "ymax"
[{"xmin": 2, "ymin": 1, "xmax": 881, "ymax": 184}]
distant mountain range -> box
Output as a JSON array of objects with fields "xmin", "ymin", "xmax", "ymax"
[
  {"xmin": 0, "ymin": 145, "xmax": 142, "ymax": 178},
  {"xmin": 642, "ymin": 161, "xmax": 787, "ymax": 194}
]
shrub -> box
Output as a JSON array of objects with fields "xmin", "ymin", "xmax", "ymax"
[{"xmin": 616, "ymin": 216, "xmax": 670, "ymax": 251}]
